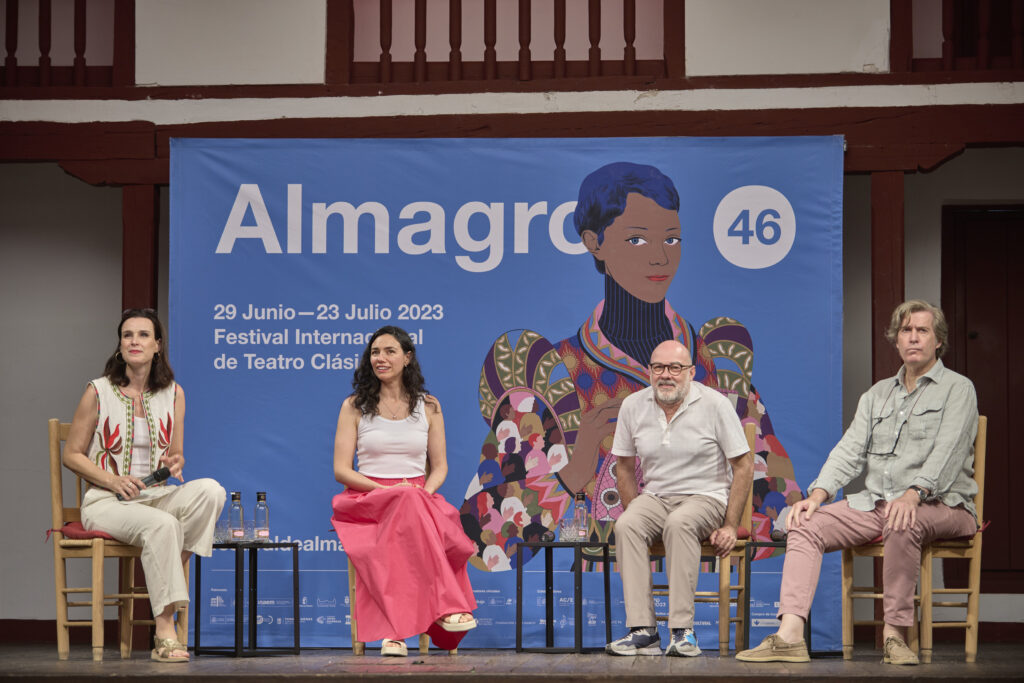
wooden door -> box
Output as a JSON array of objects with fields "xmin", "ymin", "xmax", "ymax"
[{"xmin": 941, "ymin": 205, "xmax": 1023, "ymax": 593}]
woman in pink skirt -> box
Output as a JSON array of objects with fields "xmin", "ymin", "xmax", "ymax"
[{"xmin": 331, "ymin": 326, "xmax": 477, "ymax": 656}]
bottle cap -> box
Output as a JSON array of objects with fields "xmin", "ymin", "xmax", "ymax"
[
  {"xmin": 231, "ymin": 491, "xmax": 241, "ymax": 501},
  {"xmin": 256, "ymin": 491, "xmax": 267, "ymax": 500}
]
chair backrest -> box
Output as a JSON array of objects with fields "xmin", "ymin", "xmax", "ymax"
[
  {"xmin": 48, "ymin": 418, "xmax": 81, "ymax": 532},
  {"xmin": 740, "ymin": 421, "xmax": 756, "ymax": 534},
  {"xmin": 972, "ymin": 415, "xmax": 987, "ymax": 524}
]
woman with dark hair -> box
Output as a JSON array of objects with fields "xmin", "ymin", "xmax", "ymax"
[
  {"xmin": 63, "ymin": 308, "xmax": 226, "ymax": 663},
  {"xmin": 331, "ymin": 326, "xmax": 477, "ymax": 657}
]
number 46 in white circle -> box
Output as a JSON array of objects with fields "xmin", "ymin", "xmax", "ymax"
[{"xmin": 713, "ymin": 185, "xmax": 795, "ymax": 270}]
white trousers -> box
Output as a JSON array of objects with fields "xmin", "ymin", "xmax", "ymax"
[{"xmin": 82, "ymin": 478, "xmax": 226, "ymax": 616}]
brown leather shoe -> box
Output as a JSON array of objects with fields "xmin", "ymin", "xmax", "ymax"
[{"xmin": 882, "ymin": 635, "xmax": 919, "ymax": 665}]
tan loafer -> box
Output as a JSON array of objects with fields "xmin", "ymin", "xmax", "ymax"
[
  {"xmin": 882, "ymin": 635, "xmax": 919, "ymax": 665},
  {"xmin": 735, "ymin": 634, "xmax": 810, "ymax": 663}
]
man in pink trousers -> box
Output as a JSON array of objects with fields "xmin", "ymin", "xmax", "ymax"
[{"xmin": 736, "ymin": 300, "xmax": 978, "ymax": 666}]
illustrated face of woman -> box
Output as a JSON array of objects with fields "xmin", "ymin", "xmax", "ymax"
[
  {"xmin": 582, "ymin": 193, "xmax": 682, "ymax": 303},
  {"xmin": 369, "ymin": 334, "xmax": 410, "ymax": 382},
  {"xmin": 120, "ymin": 317, "xmax": 160, "ymax": 366}
]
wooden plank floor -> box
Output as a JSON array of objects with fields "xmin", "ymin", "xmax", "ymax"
[{"xmin": 2, "ymin": 643, "xmax": 1021, "ymax": 682}]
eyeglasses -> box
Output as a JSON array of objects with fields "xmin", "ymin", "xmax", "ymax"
[
  {"xmin": 865, "ymin": 383, "xmax": 929, "ymax": 456},
  {"xmin": 649, "ymin": 362, "xmax": 694, "ymax": 376}
]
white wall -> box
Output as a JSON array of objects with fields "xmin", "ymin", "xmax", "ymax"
[
  {"xmin": 686, "ymin": 0, "xmax": 891, "ymax": 76},
  {"xmin": 0, "ymin": 163, "xmax": 123, "ymax": 619},
  {"xmin": 135, "ymin": 0, "xmax": 326, "ymax": 86}
]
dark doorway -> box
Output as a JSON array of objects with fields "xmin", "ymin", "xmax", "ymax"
[{"xmin": 941, "ymin": 206, "xmax": 1023, "ymax": 594}]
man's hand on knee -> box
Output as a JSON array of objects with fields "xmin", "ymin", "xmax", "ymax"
[{"xmin": 709, "ymin": 525, "xmax": 737, "ymax": 557}]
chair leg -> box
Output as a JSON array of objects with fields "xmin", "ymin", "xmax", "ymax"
[
  {"xmin": 54, "ymin": 552, "xmax": 70, "ymax": 660},
  {"xmin": 118, "ymin": 558, "xmax": 132, "ymax": 659},
  {"xmin": 419, "ymin": 633, "xmax": 429, "ymax": 654},
  {"xmin": 965, "ymin": 539, "xmax": 982, "ymax": 664},
  {"xmin": 736, "ymin": 551, "xmax": 748, "ymax": 651},
  {"xmin": 919, "ymin": 546, "xmax": 934, "ymax": 664},
  {"xmin": 125, "ymin": 557, "xmax": 136, "ymax": 655},
  {"xmin": 840, "ymin": 548, "xmax": 854, "ymax": 660},
  {"xmin": 718, "ymin": 557, "xmax": 730, "ymax": 655},
  {"xmin": 91, "ymin": 542, "xmax": 105, "ymax": 661},
  {"xmin": 347, "ymin": 557, "xmax": 364, "ymax": 655}
]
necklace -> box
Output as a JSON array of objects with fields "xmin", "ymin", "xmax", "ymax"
[{"xmin": 381, "ymin": 395, "xmax": 407, "ymax": 420}]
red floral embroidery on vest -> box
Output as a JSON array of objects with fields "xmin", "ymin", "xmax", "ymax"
[
  {"xmin": 157, "ymin": 413, "xmax": 173, "ymax": 450},
  {"xmin": 99, "ymin": 417, "xmax": 122, "ymax": 473}
]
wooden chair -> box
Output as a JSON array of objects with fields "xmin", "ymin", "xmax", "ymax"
[
  {"xmin": 919, "ymin": 415, "xmax": 987, "ymax": 663},
  {"xmin": 346, "ymin": 460, "xmax": 457, "ymax": 655},
  {"xmin": 48, "ymin": 418, "xmax": 187, "ymax": 660},
  {"xmin": 347, "ymin": 559, "xmax": 438, "ymax": 655},
  {"xmin": 841, "ymin": 415, "xmax": 987, "ymax": 662},
  {"xmin": 648, "ymin": 421, "xmax": 757, "ymax": 655}
]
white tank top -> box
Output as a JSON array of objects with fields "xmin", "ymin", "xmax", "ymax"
[
  {"xmin": 130, "ymin": 416, "xmax": 152, "ymax": 479},
  {"xmin": 355, "ymin": 397, "xmax": 429, "ymax": 478}
]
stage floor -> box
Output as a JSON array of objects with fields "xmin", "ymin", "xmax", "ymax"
[{"xmin": 3, "ymin": 643, "xmax": 1021, "ymax": 682}]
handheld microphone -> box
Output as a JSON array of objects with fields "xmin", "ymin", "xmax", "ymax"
[{"xmin": 116, "ymin": 467, "xmax": 171, "ymax": 500}]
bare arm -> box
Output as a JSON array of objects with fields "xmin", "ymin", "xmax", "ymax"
[
  {"xmin": 332, "ymin": 398, "xmax": 386, "ymax": 492},
  {"xmin": 63, "ymin": 386, "xmax": 146, "ymax": 500},
  {"xmin": 422, "ymin": 395, "xmax": 447, "ymax": 495},
  {"xmin": 615, "ymin": 455, "xmax": 639, "ymax": 510},
  {"xmin": 709, "ymin": 452, "xmax": 754, "ymax": 557}
]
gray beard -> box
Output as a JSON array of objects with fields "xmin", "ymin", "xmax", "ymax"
[{"xmin": 655, "ymin": 383, "xmax": 688, "ymax": 408}]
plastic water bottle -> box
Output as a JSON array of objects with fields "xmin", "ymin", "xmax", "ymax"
[
  {"xmin": 254, "ymin": 491, "xmax": 270, "ymax": 541},
  {"xmin": 573, "ymin": 491, "xmax": 589, "ymax": 542},
  {"xmin": 228, "ymin": 491, "xmax": 245, "ymax": 541}
]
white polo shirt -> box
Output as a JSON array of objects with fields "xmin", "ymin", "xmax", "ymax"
[{"xmin": 610, "ymin": 382, "xmax": 749, "ymax": 505}]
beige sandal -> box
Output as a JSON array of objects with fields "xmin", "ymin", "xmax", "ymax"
[
  {"xmin": 151, "ymin": 635, "xmax": 189, "ymax": 663},
  {"xmin": 436, "ymin": 613, "xmax": 477, "ymax": 632},
  {"xmin": 381, "ymin": 639, "xmax": 408, "ymax": 657}
]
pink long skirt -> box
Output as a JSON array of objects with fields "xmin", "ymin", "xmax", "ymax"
[{"xmin": 330, "ymin": 476, "xmax": 478, "ymax": 643}]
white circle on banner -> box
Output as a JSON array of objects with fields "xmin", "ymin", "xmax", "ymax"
[{"xmin": 712, "ymin": 185, "xmax": 796, "ymax": 269}]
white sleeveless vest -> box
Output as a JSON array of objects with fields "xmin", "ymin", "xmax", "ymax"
[{"xmin": 87, "ymin": 376, "xmax": 177, "ymax": 479}]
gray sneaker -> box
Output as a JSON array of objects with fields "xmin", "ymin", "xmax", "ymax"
[
  {"xmin": 606, "ymin": 627, "xmax": 661, "ymax": 656},
  {"xmin": 665, "ymin": 628, "xmax": 701, "ymax": 657}
]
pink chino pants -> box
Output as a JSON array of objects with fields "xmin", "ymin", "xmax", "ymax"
[{"xmin": 779, "ymin": 499, "xmax": 975, "ymax": 627}]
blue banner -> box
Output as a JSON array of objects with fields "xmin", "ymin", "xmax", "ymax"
[{"xmin": 170, "ymin": 136, "xmax": 844, "ymax": 650}]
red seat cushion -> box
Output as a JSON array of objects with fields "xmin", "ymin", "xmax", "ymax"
[{"xmin": 58, "ymin": 521, "xmax": 116, "ymax": 541}]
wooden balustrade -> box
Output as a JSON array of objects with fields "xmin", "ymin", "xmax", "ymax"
[
  {"xmin": 1, "ymin": 0, "xmax": 1022, "ymax": 92},
  {"xmin": 3, "ymin": 0, "xmax": 128, "ymax": 87},
  {"xmin": 913, "ymin": 0, "xmax": 1024, "ymax": 71}
]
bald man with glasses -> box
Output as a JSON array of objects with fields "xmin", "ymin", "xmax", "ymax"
[
  {"xmin": 605, "ymin": 339, "xmax": 753, "ymax": 657},
  {"xmin": 737, "ymin": 300, "xmax": 979, "ymax": 665}
]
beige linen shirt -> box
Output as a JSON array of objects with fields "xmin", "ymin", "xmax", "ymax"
[{"xmin": 809, "ymin": 359, "xmax": 979, "ymax": 520}]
